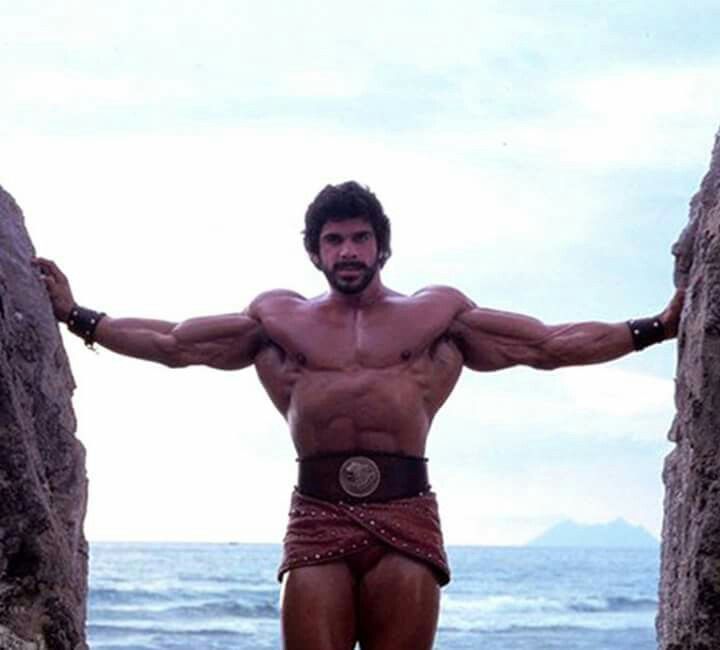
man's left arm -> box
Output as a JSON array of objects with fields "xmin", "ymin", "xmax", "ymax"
[{"xmin": 447, "ymin": 288, "xmax": 685, "ymax": 371}]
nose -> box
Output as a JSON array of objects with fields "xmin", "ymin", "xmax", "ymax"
[{"xmin": 339, "ymin": 241, "xmax": 357, "ymax": 259}]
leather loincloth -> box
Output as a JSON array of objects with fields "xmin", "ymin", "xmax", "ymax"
[{"xmin": 277, "ymin": 489, "xmax": 451, "ymax": 586}]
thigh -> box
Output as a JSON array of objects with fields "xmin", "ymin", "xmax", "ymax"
[
  {"xmin": 280, "ymin": 561, "xmax": 357, "ymax": 650},
  {"xmin": 356, "ymin": 551, "xmax": 440, "ymax": 650}
]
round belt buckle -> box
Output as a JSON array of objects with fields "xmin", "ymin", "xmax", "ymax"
[{"xmin": 339, "ymin": 456, "xmax": 381, "ymax": 498}]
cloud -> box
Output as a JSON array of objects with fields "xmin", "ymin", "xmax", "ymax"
[
  {"xmin": 576, "ymin": 66, "xmax": 720, "ymax": 120},
  {"xmin": 3, "ymin": 0, "xmax": 702, "ymax": 545},
  {"xmin": 431, "ymin": 361, "xmax": 675, "ymax": 444},
  {"xmin": 559, "ymin": 365, "xmax": 674, "ymax": 419},
  {"xmin": 6, "ymin": 69, "xmax": 192, "ymax": 106}
]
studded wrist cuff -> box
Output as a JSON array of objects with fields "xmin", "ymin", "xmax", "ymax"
[
  {"xmin": 627, "ymin": 316, "xmax": 665, "ymax": 351},
  {"xmin": 67, "ymin": 305, "xmax": 107, "ymax": 349}
]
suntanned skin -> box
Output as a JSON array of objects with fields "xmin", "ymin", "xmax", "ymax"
[{"xmin": 33, "ymin": 217, "xmax": 684, "ymax": 650}]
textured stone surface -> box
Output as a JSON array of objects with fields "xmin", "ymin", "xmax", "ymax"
[
  {"xmin": 658, "ymin": 132, "xmax": 720, "ymax": 649},
  {"xmin": 0, "ymin": 186, "xmax": 88, "ymax": 649}
]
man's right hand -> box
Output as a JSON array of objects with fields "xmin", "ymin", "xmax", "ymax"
[{"xmin": 31, "ymin": 257, "xmax": 76, "ymax": 322}]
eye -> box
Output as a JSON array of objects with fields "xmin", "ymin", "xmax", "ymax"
[
  {"xmin": 353, "ymin": 232, "xmax": 372, "ymax": 243},
  {"xmin": 323, "ymin": 234, "xmax": 342, "ymax": 245}
]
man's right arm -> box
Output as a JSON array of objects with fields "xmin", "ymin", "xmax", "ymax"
[
  {"xmin": 93, "ymin": 313, "xmax": 263, "ymax": 370},
  {"xmin": 32, "ymin": 256, "xmax": 264, "ymax": 370}
]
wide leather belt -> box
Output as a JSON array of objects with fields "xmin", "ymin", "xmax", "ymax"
[{"xmin": 297, "ymin": 451, "xmax": 430, "ymax": 503}]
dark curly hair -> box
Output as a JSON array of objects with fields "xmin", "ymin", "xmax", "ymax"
[{"xmin": 303, "ymin": 181, "xmax": 392, "ymax": 267}]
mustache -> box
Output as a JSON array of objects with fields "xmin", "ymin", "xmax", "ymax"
[{"xmin": 333, "ymin": 262, "xmax": 368, "ymax": 271}]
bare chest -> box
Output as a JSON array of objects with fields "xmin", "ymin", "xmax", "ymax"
[
  {"xmin": 260, "ymin": 304, "xmax": 452, "ymax": 369},
  {"xmin": 251, "ymin": 295, "xmax": 466, "ymax": 422}
]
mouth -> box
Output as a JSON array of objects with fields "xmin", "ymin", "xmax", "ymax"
[
  {"xmin": 337, "ymin": 271, "xmax": 361, "ymax": 284},
  {"xmin": 334, "ymin": 263, "xmax": 366, "ymax": 272},
  {"xmin": 336, "ymin": 268, "xmax": 365, "ymax": 281},
  {"xmin": 325, "ymin": 260, "xmax": 376, "ymax": 294}
]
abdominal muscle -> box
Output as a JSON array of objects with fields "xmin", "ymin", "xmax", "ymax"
[{"xmin": 286, "ymin": 365, "xmax": 435, "ymax": 458}]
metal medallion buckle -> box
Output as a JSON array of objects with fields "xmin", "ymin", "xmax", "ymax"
[{"xmin": 339, "ymin": 456, "xmax": 381, "ymax": 498}]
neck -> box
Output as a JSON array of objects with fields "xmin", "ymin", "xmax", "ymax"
[{"xmin": 328, "ymin": 273, "xmax": 386, "ymax": 308}]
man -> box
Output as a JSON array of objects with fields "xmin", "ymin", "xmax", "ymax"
[{"xmin": 33, "ymin": 181, "xmax": 684, "ymax": 650}]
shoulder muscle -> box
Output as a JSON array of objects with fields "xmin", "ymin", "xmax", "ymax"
[
  {"xmin": 451, "ymin": 304, "xmax": 564, "ymax": 370},
  {"xmin": 247, "ymin": 289, "xmax": 306, "ymax": 319},
  {"xmin": 413, "ymin": 285, "xmax": 476, "ymax": 313}
]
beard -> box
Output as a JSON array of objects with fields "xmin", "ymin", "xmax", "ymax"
[{"xmin": 323, "ymin": 260, "xmax": 379, "ymax": 295}]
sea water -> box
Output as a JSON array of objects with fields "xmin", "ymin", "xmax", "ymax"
[{"xmin": 88, "ymin": 543, "xmax": 659, "ymax": 649}]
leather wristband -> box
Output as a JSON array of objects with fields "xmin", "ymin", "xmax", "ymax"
[
  {"xmin": 67, "ymin": 305, "xmax": 107, "ymax": 349},
  {"xmin": 627, "ymin": 316, "xmax": 665, "ymax": 351}
]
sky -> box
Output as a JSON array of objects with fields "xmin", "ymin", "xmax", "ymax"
[{"xmin": 1, "ymin": 1, "xmax": 719, "ymax": 545}]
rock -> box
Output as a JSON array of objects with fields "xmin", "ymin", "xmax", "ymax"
[
  {"xmin": 658, "ymin": 131, "xmax": 720, "ymax": 649},
  {"xmin": 0, "ymin": 186, "xmax": 88, "ymax": 649}
]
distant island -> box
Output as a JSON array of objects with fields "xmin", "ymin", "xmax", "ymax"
[{"xmin": 526, "ymin": 517, "xmax": 659, "ymax": 548}]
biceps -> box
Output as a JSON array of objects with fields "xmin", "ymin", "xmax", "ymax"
[
  {"xmin": 458, "ymin": 336, "xmax": 555, "ymax": 371},
  {"xmin": 210, "ymin": 326, "xmax": 265, "ymax": 369},
  {"xmin": 170, "ymin": 315, "xmax": 264, "ymax": 369},
  {"xmin": 172, "ymin": 335, "xmax": 263, "ymax": 370},
  {"xmin": 453, "ymin": 308, "xmax": 562, "ymax": 371}
]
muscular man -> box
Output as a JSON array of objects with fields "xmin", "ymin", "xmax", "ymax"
[{"xmin": 33, "ymin": 181, "xmax": 684, "ymax": 650}]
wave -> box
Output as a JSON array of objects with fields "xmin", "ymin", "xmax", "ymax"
[
  {"xmin": 90, "ymin": 588, "xmax": 177, "ymax": 605},
  {"xmin": 442, "ymin": 593, "xmax": 657, "ymax": 615},
  {"xmin": 91, "ymin": 598, "xmax": 279, "ymax": 621},
  {"xmin": 177, "ymin": 574, "xmax": 240, "ymax": 584},
  {"xmin": 439, "ymin": 623, "xmax": 652, "ymax": 635},
  {"xmin": 90, "ymin": 585, "xmax": 278, "ymax": 605},
  {"xmin": 569, "ymin": 596, "xmax": 657, "ymax": 613},
  {"xmin": 88, "ymin": 623, "xmax": 251, "ymax": 638}
]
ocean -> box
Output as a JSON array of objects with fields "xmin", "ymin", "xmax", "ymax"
[{"xmin": 88, "ymin": 543, "xmax": 659, "ymax": 649}]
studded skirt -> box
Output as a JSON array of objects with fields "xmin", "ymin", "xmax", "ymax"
[{"xmin": 277, "ymin": 489, "xmax": 451, "ymax": 586}]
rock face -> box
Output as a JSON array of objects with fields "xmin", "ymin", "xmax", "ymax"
[
  {"xmin": 658, "ymin": 132, "xmax": 720, "ymax": 649},
  {"xmin": 0, "ymin": 187, "xmax": 88, "ymax": 649}
]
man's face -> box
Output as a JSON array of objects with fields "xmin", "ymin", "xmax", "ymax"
[{"xmin": 315, "ymin": 218, "xmax": 380, "ymax": 294}]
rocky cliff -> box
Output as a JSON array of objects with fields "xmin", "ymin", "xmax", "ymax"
[
  {"xmin": 658, "ymin": 132, "xmax": 720, "ymax": 649},
  {"xmin": 0, "ymin": 187, "xmax": 88, "ymax": 649}
]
